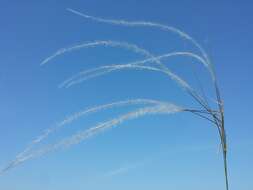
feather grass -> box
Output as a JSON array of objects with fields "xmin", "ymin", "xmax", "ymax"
[{"xmin": 1, "ymin": 9, "xmax": 228, "ymax": 190}]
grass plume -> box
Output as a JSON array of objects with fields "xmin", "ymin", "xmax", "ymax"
[{"xmin": 1, "ymin": 8, "xmax": 228, "ymax": 190}]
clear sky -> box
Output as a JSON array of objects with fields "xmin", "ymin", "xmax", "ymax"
[{"xmin": 0, "ymin": 1, "xmax": 252, "ymax": 190}]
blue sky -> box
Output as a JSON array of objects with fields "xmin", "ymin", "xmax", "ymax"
[{"xmin": 0, "ymin": 1, "xmax": 252, "ymax": 190}]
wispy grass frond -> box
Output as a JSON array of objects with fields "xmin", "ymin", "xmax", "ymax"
[
  {"xmin": 66, "ymin": 8, "xmax": 211, "ymax": 65},
  {"xmin": 41, "ymin": 40, "xmax": 156, "ymax": 66},
  {"xmin": 1, "ymin": 102, "xmax": 186, "ymax": 175}
]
